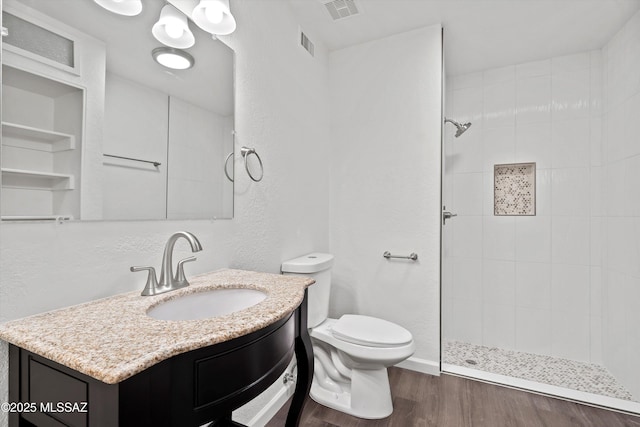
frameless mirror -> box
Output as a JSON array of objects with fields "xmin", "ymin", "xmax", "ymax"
[{"xmin": 1, "ymin": 0, "xmax": 234, "ymax": 221}]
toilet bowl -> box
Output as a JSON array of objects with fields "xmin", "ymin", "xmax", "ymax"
[
  {"xmin": 309, "ymin": 316, "xmax": 415, "ymax": 418},
  {"xmin": 281, "ymin": 253, "xmax": 415, "ymax": 419}
]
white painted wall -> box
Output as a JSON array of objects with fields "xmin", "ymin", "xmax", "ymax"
[
  {"xmin": 442, "ymin": 50, "xmax": 603, "ymax": 364},
  {"xmin": 102, "ymin": 74, "xmax": 233, "ymax": 221},
  {"xmin": 167, "ymin": 95, "xmax": 227, "ymax": 220},
  {"xmin": 601, "ymin": 8, "xmax": 640, "ymax": 400},
  {"xmin": 102, "ymin": 73, "xmax": 168, "ymax": 220},
  {"xmin": 0, "ymin": 0, "xmax": 331, "ymax": 425},
  {"xmin": 328, "ymin": 26, "xmax": 443, "ymax": 371}
]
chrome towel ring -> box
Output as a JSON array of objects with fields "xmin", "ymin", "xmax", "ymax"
[
  {"xmin": 222, "ymin": 147, "xmax": 264, "ymax": 183},
  {"xmin": 240, "ymin": 146, "xmax": 264, "ymax": 182}
]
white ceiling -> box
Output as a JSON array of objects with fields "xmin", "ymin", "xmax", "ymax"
[{"xmin": 288, "ymin": 0, "xmax": 640, "ymax": 76}]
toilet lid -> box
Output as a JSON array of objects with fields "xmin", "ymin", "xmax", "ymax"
[{"xmin": 332, "ymin": 315, "xmax": 413, "ymax": 348}]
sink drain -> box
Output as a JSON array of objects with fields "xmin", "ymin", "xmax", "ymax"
[{"xmin": 465, "ymin": 359, "xmax": 477, "ymax": 365}]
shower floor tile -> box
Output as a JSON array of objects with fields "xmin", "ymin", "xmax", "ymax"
[{"xmin": 442, "ymin": 341, "xmax": 635, "ymax": 401}]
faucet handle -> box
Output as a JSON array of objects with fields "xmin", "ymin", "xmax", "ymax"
[
  {"xmin": 174, "ymin": 256, "xmax": 197, "ymax": 286},
  {"xmin": 131, "ymin": 266, "xmax": 160, "ymax": 296}
]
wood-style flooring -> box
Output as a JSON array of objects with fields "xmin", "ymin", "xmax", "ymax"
[{"xmin": 266, "ymin": 367, "xmax": 640, "ymax": 427}]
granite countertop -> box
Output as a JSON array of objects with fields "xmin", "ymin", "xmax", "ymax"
[{"xmin": 0, "ymin": 269, "xmax": 313, "ymax": 384}]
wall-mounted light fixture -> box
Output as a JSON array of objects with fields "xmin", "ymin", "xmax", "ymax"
[
  {"xmin": 93, "ymin": 0, "xmax": 142, "ymax": 16},
  {"xmin": 152, "ymin": 4, "xmax": 195, "ymax": 49},
  {"xmin": 191, "ymin": 0, "xmax": 237, "ymax": 36},
  {"xmin": 94, "ymin": 0, "xmax": 236, "ymax": 71},
  {"xmin": 152, "ymin": 47, "xmax": 195, "ymax": 70}
]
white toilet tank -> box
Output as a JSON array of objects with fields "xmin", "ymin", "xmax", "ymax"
[{"xmin": 281, "ymin": 253, "xmax": 334, "ymax": 328}]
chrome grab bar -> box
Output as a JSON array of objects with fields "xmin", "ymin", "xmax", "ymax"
[{"xmin": 383, "ymin": 251, "xmax": 418, "ymax": 261}]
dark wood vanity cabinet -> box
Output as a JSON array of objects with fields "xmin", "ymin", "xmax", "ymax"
[{"xmin": 8, "ymin": 293, "xmax": 313, "ymax": 427}]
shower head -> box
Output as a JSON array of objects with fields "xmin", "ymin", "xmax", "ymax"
[{"xmin": 445, "ymin": 118, "xmax": 472, "ymax": 138}]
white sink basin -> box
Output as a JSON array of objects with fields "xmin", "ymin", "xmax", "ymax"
[{"xmin": 147, "ymin": 288, "xmax": 267, "ymax": 321}]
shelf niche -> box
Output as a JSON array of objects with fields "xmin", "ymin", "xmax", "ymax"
[
  {"xmin": 1, "ymin": 64, "xmax": 84, "ymax": 219},
  {"xmin": 2, "ymin": 122, "xmax": 75, "ymax": 152}
]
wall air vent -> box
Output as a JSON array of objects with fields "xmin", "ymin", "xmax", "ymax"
[
  {"xmin": 319, "ymin": 0, "xmax": 360, "ymax": 20},
  {"xmin": 300, "ymin": 30, "xmax": 315, "ymax": 57}
]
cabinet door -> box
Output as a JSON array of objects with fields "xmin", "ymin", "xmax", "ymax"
[{"xmin": 12, "ymin": 347, "xmax": 119, "ymax": 427}]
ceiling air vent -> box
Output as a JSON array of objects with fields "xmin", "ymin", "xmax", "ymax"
[{"xmin": 319, "ymin": 0, "xmax": 360, "ymax": 20}]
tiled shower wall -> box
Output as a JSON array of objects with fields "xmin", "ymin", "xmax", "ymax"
[
  {"xmin": 442, "ymin": 50, "xmax": 603, "ymax": 364},
  {"xmin": 602, "ymin": 10, "xmax": 640, "ymax": 400}
]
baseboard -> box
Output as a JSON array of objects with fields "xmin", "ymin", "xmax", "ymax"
[
  {"xmin": 246, "ymin": 382, "xmax": 295, "ymax": 427},
  {"xmin": 396, "ymin": 356, "xmax": 440, "ymax": 376}
]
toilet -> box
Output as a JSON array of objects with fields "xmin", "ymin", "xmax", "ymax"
[{"xmin": 281, "ymin": 253, "xmax": 415, "ymax": 419}]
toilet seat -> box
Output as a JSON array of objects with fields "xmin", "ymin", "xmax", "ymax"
[{"xmin": 332, "ymin": 315, "xmax": 413, "ymax": 348}]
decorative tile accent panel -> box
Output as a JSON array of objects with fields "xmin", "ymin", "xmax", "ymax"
[
  {"xmin": 494, "ymin": 162, "xmax": 536, "ymax": 216},
  {"xmin": 443, "ymin": 341, "xmax": 636, "ymax": 401}
]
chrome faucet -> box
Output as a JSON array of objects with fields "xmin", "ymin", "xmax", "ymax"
[
  {"xmin": 158, "ymin": 231, "xmax": 202, "ymax": 288},
  {"xmin": 131, "ymin": 231, "xmax": 203, "ymax": 296}
]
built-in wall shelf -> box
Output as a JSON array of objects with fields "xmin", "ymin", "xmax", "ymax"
[
  {"xmin": 1, "ymin": 13, "xmax": 86, "ymax": 220},
  {"xmin": 1, "ymin": 168, "xmax": 75, "ymax": 190},
  {"xmin": 1, "ymin": 122, "xmax": 75, "ymax": 152}
]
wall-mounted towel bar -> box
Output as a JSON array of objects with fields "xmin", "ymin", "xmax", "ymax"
[
  {"xmin": 103, "ymin": 154, "xmax": 161, "ymax": 167},
  {"xmin": 383, "ymin": 251, "xmax": 418, "ymax": 261}
]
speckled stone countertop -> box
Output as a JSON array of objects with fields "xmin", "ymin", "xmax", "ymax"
[{"xmin": 0, "ymin": 269, "xmax": 313, "ymax": 384}]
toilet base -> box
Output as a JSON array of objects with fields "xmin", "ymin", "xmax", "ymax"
[
  {"xmin": 308, "ymin": 318, "xmax": 415, "ymax": 419},
  {"xmin": 310, "ymin": 366, "xmax": 393, "ymax": 419}
]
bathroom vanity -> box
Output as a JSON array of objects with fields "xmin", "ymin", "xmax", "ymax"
[{"xmin": 0, "ymin": 270, "xmax": 314, "ymax": 427}]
